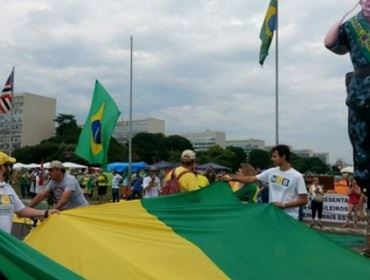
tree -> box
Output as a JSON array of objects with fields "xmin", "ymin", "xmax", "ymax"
[
  {"xmin": 226, "ymin": 146, "xmax": 247, "ymax": 171},
  {"xmin": 249, "ymin": 149, "xmax": 271, "ymax": 170},
  {"xmin": 196, "ymin": 151, "xmax": 211, "ymax": 164},
  {"xmin": 291, "ymin": 154, "xmax": 310, "ymax": 174},
  {"xmin": 164, "ymin": 135, "xmax": 193, "ymax": 151},
  {"xmin": 306, "ymin": 157, "xmax": 329, "ymax": 174},
  {"xmin": 164, "ymin": 135, "xmax": 193, "ymax": 162},
  {"xmin": 200, "ymin": 145, "xmax": 236, "ymax": 170},
  {"xmin": 54, "ymin": 114, "xmax": 81, "ymax": 143},
  {"xmin": 108, "ymin": 138, "xmax": 127, "ymax": 163},
  {"xmin": 132, "ymin": 133, "xmax": 168, "ymax": 163}
]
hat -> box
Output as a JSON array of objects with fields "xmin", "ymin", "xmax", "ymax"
[
  {"xmin": 181, "ymin": 150, "xmax": 196, "ymax": 162},
  {"xmin": 149, "ymin": 166, "xmax": 158, "ymax": 172},
  {"xmin": 0, "ymin": 152, "xmax": 16, "ymax": 166},
  {"xmin": 48, "ymin": 160, "xmax": 65, "ymax": 169}
]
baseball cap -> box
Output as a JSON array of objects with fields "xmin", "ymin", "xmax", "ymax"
[
  {"xmin": 0, "ymin": 152, "xmax": 16, "ymax": 166},
  {"xmin": 181, "ymin": 150, "xmax": 196, "ymax": 162},
  {"xmin": 48, "ymin": 160, "xmax": 65, "ymax": 169},
  {"xmin": 149, "ymin": 166, "xmax": 158, "ymax": 172}
]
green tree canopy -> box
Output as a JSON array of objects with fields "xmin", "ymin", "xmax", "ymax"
[
  {"xmin": 197, "ymin": 146, "xmax": 236, "ymax": 170},
  {"xmin": 249, "ymin": 149, "xmax": 271, "ymax": 170},
  {"xmin": 54, "ymin": 114, "xmax": 81, "ymax": 143},
  {"xmin": 306, "ymin": 157, "xmax": 329, "ymax": 174},
  {"xmin": 226, "ymin": 146, "xmax": 247, "ymax": 171},
  {"xmin": 132, "ymin": 133, "xmax": 168, "ymax": 163},
  {"xmin": 164, "ymin": 135, "xmax": 193, "ymax": 162}
]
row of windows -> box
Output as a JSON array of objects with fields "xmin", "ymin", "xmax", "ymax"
[
  {"xmin": 0, "ymin": 136, "xmax": 20, "ymax": 143},
  {"xmin": 0, "ymin": 123, "xmax": 22, "ymax": 131}
]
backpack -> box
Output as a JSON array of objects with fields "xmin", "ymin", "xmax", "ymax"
[{"xmin": 161, "ymin": 169, "xmax": 191, "ymax": 196}]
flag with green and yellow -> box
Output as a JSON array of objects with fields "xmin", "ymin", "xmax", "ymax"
[
  {"xmin": 24, "ymin": 182, "xmax": 370, "ymax": 280},
  {"xmin": 259, "ymin": 0, "xmax": 277, "ymax": 65},
  {"xmin": 74, "ymin": 80, "xmax": 120, "ymax": 168}
]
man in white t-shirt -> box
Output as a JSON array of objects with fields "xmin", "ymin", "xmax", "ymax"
[
  {"xmin": 223, "ymin": 145, "xmax": 308, "ymax": 220},
  {"xmin": 0, "ymin": 152, "xmax": 58, "ymax": 234},
  {"xmin": 111, "ymin": 170, "xmax": 122, "ymax": 202},
  {"xmin": 143, "ymin": 167, "xmax": 161, "ymax": 198}
]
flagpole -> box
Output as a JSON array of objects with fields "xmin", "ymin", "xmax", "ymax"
[
  {"xmin": 8, "ymin": 66, "xmax": 15, "ymax": 156},
  {"xmin": 128, "ymin": 36, "xmax": 133, "ymax": 188},
  {"xmin": 275, "ymin": 1, "xmax": 279, "ymax": 145}
]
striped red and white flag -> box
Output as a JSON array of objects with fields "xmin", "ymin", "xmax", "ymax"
[{"xmin": 0, "ymin": 68, "xmax": 14, "ymax": 114}]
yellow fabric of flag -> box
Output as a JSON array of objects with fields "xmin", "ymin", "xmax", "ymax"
[{"xmin": 25, "ymin": 201, "xmax": 228, "ymax": 280}]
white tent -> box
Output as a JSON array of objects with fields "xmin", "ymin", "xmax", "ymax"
[
  {"xmin": 340, "ymin": 166, "xmax": 354, "ymax": 174},
  {"xmin": 63, "ymin": 162, "xmax": 87, "ymax": 169},
  {"xmin": 12, "ymin": 163, "xmax": 28, "ymax": 170},
  {"xmin": 25, "ymin": 163, "xmax": 41, "ymax": 169},
  {"xmin": 12, "ymin": 162, "xmax": 87, "ymax": 170}
]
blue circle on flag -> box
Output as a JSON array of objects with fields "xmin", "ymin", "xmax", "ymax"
[
  {"xmin": 268, "ymin": 15, "xmax": 276, "ymax": 32},
  {"xmin": 91, "ymin": 120, "xmax": 102, "ymax": 144}
]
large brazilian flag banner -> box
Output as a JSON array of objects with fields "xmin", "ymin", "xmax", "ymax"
[
  {"xmin": 0, "ymin": 229, "xmax": 83, "ymax": 279},
  {"xmin": 75, "ymin": 80, "xmax": 120, "ymax": 168},
  {"xmin": 24, "ymin": 182, "xmax": 370, "ymax": 280}
]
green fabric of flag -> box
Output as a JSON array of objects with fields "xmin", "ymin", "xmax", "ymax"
[
  {"xmin": 25, "ymin": 182, "xmax": 370, "ymax": 279},
  {"xmin": 0, "ymin": 229, "xmax": 83, "ymax": 280},
  {"xmin": 75, "ymin": 80, "xmax": 120, "ymax": 168},
  {"xmin": 143, "ymin": 182, "xmax": 370, "ymax": 280},
  {"xmin": 259, "ymin": 0, "xmax": 277, "ymax": 65}
]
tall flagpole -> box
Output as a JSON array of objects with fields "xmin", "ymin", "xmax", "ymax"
[
  {"xmin": 128, "ymin": 36, "xmax": 133, "ymax": 187},
  {"xmin": 8, "ymin": 66, "xmax": 15, "ymax": 156},
  {"xmin": 275, "ymin": 1, "xmax": 279, "ymax": 145}
]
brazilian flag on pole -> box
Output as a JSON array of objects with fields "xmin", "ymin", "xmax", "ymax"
[
  {"xmin": 259, "ymin": 0, "xmax": 277, "ymax": 65},
  {"xmin": 74, "ymin": 80, "xmax": 121, "ymax": 168}
]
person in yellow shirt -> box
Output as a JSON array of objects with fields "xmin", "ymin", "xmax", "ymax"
[
  {"xmin": 164, "ymin": 150, "xmax": 200, "ymax": 193},
  {"xmin": 194, "ymin": 170, "xmax": 210, "ymax": 188}
]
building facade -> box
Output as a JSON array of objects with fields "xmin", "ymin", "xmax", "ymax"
[
  {"xmin": 293, "ymin": 149, "xmax": 314, "ymax": 159},
  {"xmin": 178, "ymin": 130, "xmax": 225, "ymax": 152},
  {"xmin": 113, "ymin": 117, "xmax": 165, "ymax": 144},
  {"xmin": 225, "ymin": 139, "xmax": 265, "ymax": 155},
  {"xmin": 0, "ymin": 93, "xmax": 56, "ymax": 152}
]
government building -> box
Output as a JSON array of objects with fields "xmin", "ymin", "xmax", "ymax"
[{"xmin": 0, "ymin": 93, "xmax": 56, "ymax": 153}]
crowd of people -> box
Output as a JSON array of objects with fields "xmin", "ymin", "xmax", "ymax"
[{"xmin": 1, "ymin": 144, "xmax": 369, "ymax": 256}]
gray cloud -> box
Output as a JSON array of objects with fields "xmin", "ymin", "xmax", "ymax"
[{"xmin": 0, "ymin": 0, "xmax": 360, "ymax": 163}]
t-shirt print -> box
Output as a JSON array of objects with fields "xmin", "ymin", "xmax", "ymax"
[{"xmin": 271, "ymin": 175, "xmax": 290, "ymax": 187}]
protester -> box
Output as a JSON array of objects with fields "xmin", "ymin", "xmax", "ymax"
[
  {"xmin": 163, "ymin": 150, "xmax": 200, "ymax": 193},
  {"xmin": 129, "ymin": 172, "xmax": 143, "ymax": 200},
  {"xmin": 0, "ymin": 152, "xmax": 58, "ymax": 234},
  {"xmin": 222, "ymin": 145, "xmax": 308, "ymax": 220},
  {"xmin": 34, "ymin": 168, "xmax": 46, "ymax": 194},
  {"xmin": 309, "ymin": 177, "xmax": 324, "ymax": 228},
  {"xmin": 325, "ymin": 0, "xmax": 370, "ymax": 256},
  {"xmin": 80, "ymin": 171, "xmax": 93, "ymax": 199},
  {"xmin": 111, "ymin": 170, "xmax": 122, "ymax": 202},
  {"xmin": 143, "ymin": 167, "xmax": 161, "ymax": 198},
  {"xmin": 233, "ymin": 163, "xmax": 260, "ymax": 203},
  {"xmin": 343, "ymin": 179, "xmax": 366, "ymax": 228},
  {"xmin": 204, "ymin": 167, "xmax": 216, "ymax": 184},
  {"xmin": 96, "ymin": 169, "xmax": 108, "ymax": 201},
  {"xmin": 28, "ymin": 169, "xmax": 37, "ymax": 198},
  {"xmin": 18, "ymin": 168, "xmax": 30, "ymax": 199},
  {"xmin": 29, "ymin": 161, "xmax": 88, "ymax": 211},
  {"xmin": 194, "ymin": 169, "xmax": 210, "ymax": 188}
]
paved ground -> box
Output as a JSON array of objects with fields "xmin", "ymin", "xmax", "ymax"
[{"xmin": 302, "ymin": 220, "xmax": 368, "ymax": 255}]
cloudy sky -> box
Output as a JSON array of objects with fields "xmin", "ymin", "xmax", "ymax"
[{"xmin": 0, "ymin": 0, "xmax": 361, "ymax": 164}]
